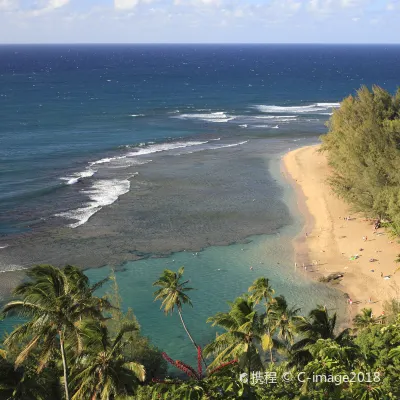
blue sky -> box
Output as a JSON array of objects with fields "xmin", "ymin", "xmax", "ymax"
[{"xmin": 1, "ymin": 0, "xmax": 399, "ymax": 43}]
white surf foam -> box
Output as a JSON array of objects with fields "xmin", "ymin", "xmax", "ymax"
[
  {"xmin": 130, "ymin": 114, "xmax": 145, "ymax": 117},
  {"xmin": 61, "ymin": 168, "xmax": 97, "ymax": 185},
  {"xmin": 174, "ymin": 112, "xmax": 236, "ymax": 123},
  {"xmin": 213, "ymin": 140, "xmax": 248, "ymax": 149},
  {"xmin": 127, "ymin": 141, "xmax": 208, "ymax": 157},
  {"xmin": 254, "ymin": 115, "xmax": 298, "ymax": 119},
  {"xmin": 255, "ymin": 103, "xmax": 340, "ymax": 114},
  {"xmin": 90, "ymin": 156, "xmax": 127, "ymax": 166},
  {"xmin": 239, "ymin": 124, "xmax": 248, "ymax": 128},
  {"xmin": 0, "ymin": 245, "xmax": 9, "ymax": 249},
  {"xmin": 56, "ymin": 178, "xmax": 131, "ymax": 228},
  {"xmin": 0, "ymin": 264, "xmax": 28, "ymax": 273}
]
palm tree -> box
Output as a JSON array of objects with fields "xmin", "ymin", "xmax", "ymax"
[
  {"xmin": 203, "ymin": 295, "xmax": 270, "ymax": 377},
  {"xmin": 2, "ymin": 264, "xmax": 111, "ymax": 400},
  {"xmin": 248, "ymin": 279, "xmax": 299, "ymax": 364},
  {"xmin": 153, "ymin": 267, "xmax": 201, "ymax": 355},
  {"xmin": 290, "ymin": 305, "xmax": 352, "ymax": 367},
  {"xmin": 268, "ymin": 295, "xmax": 301, "ymax": 347},
  {"xmin": 248, "ymin": 277, "xmax": 275, "ymax": 305},
  {"xmin": 353, "ymin": 308, "xmax": 383, "ymax": 330},
  {"xmin": 71, "ymin": 320, "xmax": 145, "ymax": 400}
]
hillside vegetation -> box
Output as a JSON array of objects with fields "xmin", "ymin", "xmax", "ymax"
[{"xmin": 321, "ymin": 86, "xmax": 400, "ymax": 236}]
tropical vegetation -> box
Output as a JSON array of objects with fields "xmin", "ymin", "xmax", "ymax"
[
  {"xmin": 321, "ymin": 85, "xmax": 400, "ymax": 237},
  {"xmin": 1, "ymin": 264, "xmax": 399, "ymax": 399}
]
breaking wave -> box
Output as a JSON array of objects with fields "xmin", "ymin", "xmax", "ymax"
[
  {"xmin": 255, "ymin": 102, "xmax": 340, "ymax": 114},
  {"xmin": 56, "ymin": 178, "xmax": 132, "ymax": 228},
  {"xmin": 174, "ymin": 111, "xmax": 236, "ymax": 123}
]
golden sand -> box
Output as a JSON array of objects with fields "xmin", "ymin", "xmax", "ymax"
[{"xmin": 283, "ymin": 144, "xmax": 400, "ymax": 320}]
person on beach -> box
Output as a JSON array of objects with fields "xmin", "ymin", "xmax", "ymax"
[
  {"xmin": 295, "ymin": 262, "xmax": 298, "ymax": 269},
  {"xmin": 381, "ymin": 272, "xmax": 384, "ymax": 278}
]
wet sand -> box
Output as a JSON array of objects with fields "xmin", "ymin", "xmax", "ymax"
[{"xmin": 283, "ymin": 144, "xmax": 400, "ymax": 320}]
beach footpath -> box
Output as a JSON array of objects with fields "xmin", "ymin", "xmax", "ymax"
[{"xmin": 283, "ymin": 144, "xmax": 400, "ymax": 320}]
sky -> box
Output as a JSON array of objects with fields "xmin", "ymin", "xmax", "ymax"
[{"xmin": 1, "ymin": 0, "xmax": 400, "ymax": 44}]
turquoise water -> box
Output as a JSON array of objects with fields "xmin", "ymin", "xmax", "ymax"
[
  {"xmin": 86, "ymin": 233, "xmax": 345, "ymax": 367},
  {"xmin": 85, "ymin": 157, "xmax": 345, "ymax": 367}
]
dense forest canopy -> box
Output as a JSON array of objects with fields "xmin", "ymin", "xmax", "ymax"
[{"xmin": 321, "ymin": 86, "xmax": 400, "ymax": 235}]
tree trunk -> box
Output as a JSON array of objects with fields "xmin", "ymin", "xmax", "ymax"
[
  {"xmin": 177, "ymin": 308, "xmax": 208, "ymax": 369},
  {"xmin": 247, "ymin": 352, "xmax": 252, "ymax": 396},
  {"xmin": 268, "ymin": 328, "xmax": 274, "ymax": 364},
  {"xmin": 59, "ymin": 330, "xmax": 70, "ymax": 400}
]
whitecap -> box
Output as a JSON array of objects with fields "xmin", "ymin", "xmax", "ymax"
[
  {"xmin": 56, "ymin": 178, "xmax": 131, "ymax": 228},
  {"xmin": 174, "ymin": 112, "xmax": 236, "ymax": 123},
  {"xmin": 60, "ymin": 168, "xmax": 97, "ymax": 185},
  {"xmin": 212, "ymin": 141, "xmax": 248, "ymax": 149},
  {"xmin": 255, "ymin": 103, "xmax": 340, "ymax": 114},
  {"xmin": 0, "ymin": 264, "xmax": 28, "ymax": 273},
  {"xmin": 89, "ymin": 156, "xmax": 127, "ymax": 166},
  {"xmin": 0, "ymin": 245, "xmax": 9, "ymax": 249},
  {"xmin": 127, "ymin": 141, "xmax": 209, "ymax": 157},
  {"xmin": 254, "ymin": 115, "xmax": 298, "ymax": 119},
  {"xmin": 316, "ymin": 103, "xmax": 341, "ymax": 107}
]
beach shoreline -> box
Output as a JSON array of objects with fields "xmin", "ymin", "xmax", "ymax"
[{"xmin": 283, "ymin": 144, "xmax": 400, "ymax": 321}]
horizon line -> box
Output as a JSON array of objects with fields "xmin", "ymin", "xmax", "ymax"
[{"xmin": 1, "ymin": 42, "xmax": 400, "ymax": 46}]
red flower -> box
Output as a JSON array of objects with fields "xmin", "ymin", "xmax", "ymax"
[
  {"xmin": 175, "ymin": 360, "xmax": 199, "ymax": 379},
  {"xmin": 209, "ymin": 359, "xmax": 238, "ymax": 376}
]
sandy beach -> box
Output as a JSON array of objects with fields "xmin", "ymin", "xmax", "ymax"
[{"xmin": 284, "ymin": 144, "xmax": 400, "ymax": 321}]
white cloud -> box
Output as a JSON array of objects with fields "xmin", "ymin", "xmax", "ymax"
[
  {"xmin": 173, "ymin": 0, "xmax": 222, "ymax": 7},
  {"xmin": 341, "ymin": 0, "xmax": 359, "ymax": 7},
  {"xmin": 114, "ymin": 0, "xmax": 140, "ymax": 10},
  {"xmin": 386, "ymin": 1, "xmax": 400, "ymax": 10},
  {"xmin": 0, "ymin": 0, "xmax": 18, "ymax": 11},
  {"xmin": 47, "ymin": 0, "xmax": 69, "ymax": 9},
  {"xmin": 307, "ymin": 0, "xmax": 371, "ymax": 17},
  {"xmin": 114, "ymin": 0, "xmax": 155, "ymax": 10},
  {"xmin": 29, "ymin": 0, "xmax": 70, "ymax": 15}
]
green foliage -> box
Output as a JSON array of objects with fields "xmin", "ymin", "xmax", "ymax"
[
  {"xmin": 383, "ymin": 298, "xmax": 400, "ymax": 323},
  {"xmin": 1, "ymin": 266, "xmax": 400, "ymax": 400},
  {"xmin": 355, "ymin": 316, "xmax": 400, "ymax": 398},
  {"xmin": 70, "ymin": 320, "xmax": 145, "ymax": 399},
  {"xmin": 353, "ymin": 308, "xmax": 384, "ymax": 331},
  {"xmin": 106, "ymin": 271, "xmax": 168, "ymax": 381},
  {"xmin": 321, "ymin": 86, "xmax": 400, "ymax": 226},
  {"xmin": 203, "ymin": 295, "xmax": 266, "ymax": 372}
]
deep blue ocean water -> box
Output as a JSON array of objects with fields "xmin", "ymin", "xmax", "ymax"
[
  {"xmin": 2, "ymin": 44, "xmax": 400, "ymax": 234},
  {"xmin": 1, "ymin": 44, "xmax": 400, "ymax": 365}
]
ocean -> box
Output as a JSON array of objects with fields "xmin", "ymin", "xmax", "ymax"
[{"xmin": 1, "ymin": 44, "xmax": 400, "ymax": 364}]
